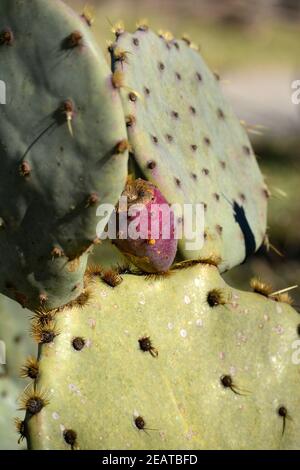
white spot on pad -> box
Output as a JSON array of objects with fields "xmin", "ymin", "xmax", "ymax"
[
  {"xmin": 167, "ymin": 322, "xmax": 174, "ymax": 330},
  {"xmin": 52, "ymin": 412, "xmax": 60, "ymax": 420},
  {"xmin": 196, "ymin": 319, "xmax": 203, "ymax": 328},
  {"xmin": 273, "ymin": 324, "xmax": 284, "ymax": 335},
  {"xmin": 271, "ymin": 355, "xmax": 278, "ymax": 364},
  {"xmin": 180, "ymin": 329, "xmax": 187, "ymax": 338},
  {"xmin": 68, "ymin": 383, "xmax": 81, "ymax": 396},
  {"xmin": 236, "ymin": 331, "xmax": 247, "ymax": 346},
  {"xmin": 88, "ymin": 318, "xmax": 96, "ymax": 329},
  {"xmin": 185, "ymin": 428, "xmax": 196, "ymax": 440},
  {"xmin": 276, "ymin": 304, "xmax": 283, "ymax": 314},
  {"xmin": 194, "ymin": 277, "xmax": 203, "ymax": 288},
  {"xmin": 184, "ymin": 295, "xmax": 191, "ymax": 305}
]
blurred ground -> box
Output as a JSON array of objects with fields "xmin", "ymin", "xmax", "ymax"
[{"xmin": 67, "ymin": 0, "xmax": 300, "ymax": 305}]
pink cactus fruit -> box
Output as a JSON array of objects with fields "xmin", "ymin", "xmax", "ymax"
[{"xmin": 114, "ymin": 179, "xmax": 178, "ymax": 273}]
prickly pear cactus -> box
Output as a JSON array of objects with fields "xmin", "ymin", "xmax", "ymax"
[
  {"xmin": 111, "ymin": 29, "xmax": 268, "ymax": 271},
  {"xmin": 0, "ymin": 0, "xmax": 128, "ymax": 311},
  {"xmin": 24, "ymin": 264, "xmax": 300, "ymax": 450},
  {"xmin": 0, "ymin": 295, "xmax": 35, "ymax": 378}
]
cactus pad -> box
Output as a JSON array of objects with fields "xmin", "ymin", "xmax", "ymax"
[
  {"xmin": 0, "ymin": 0, "xmax": 128, "ymax": 310},
  {"xmin": 25, "ymin": 264, "xmax": 300, "ymax": 449},
  {"xmin": 111, "ymin": 29, "xmax": 268, "ymax": 271},
  {"xmin": 0, "ymin": 295, "xmax": 35, "ymax": 378}
]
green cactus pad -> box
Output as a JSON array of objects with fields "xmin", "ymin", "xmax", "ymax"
[
  {"xmin": 0, "ymin": 295, "xmax": 35, "ymax": 449},
  {"xmin": 112, "ymin": 29, "xmax": 268, "ymax": 271},
  {"xmin": 25, "ymin": 264, "xmax": 300, "ymax": 449},
  {"xmin": 0, "ymin": 0, "xmax": 128, "ymax": 310},
  {"xmin": 0, "ymin": 295, "xmax": 35, "ymax": 378}
]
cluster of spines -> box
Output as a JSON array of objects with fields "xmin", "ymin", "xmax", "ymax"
[{"xmin": 250, "ymin": 277, "xmax": 295, "ymax": 305}]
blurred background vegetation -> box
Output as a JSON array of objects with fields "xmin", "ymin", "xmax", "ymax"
[{"xmin": 65, "ymin": 0, "xmax": 300, "ymax": 305}]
